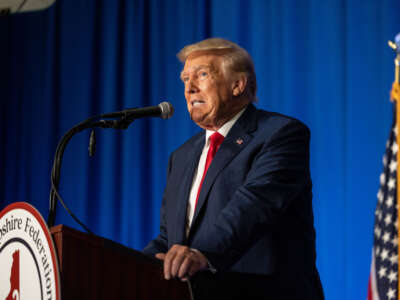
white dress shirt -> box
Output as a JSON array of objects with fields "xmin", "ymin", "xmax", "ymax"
[{"xmin": 185, "ymin": 107, "xmax": 246, "ymax": 236}]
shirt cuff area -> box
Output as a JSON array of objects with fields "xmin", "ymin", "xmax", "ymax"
[{"xmin": 190, "ymin": 248, "xmax": 217, "ymax": 274}]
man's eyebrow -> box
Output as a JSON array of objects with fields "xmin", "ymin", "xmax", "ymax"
[{"xmin": 180, "ymin": 65, "xmax": 213, "ymax": 78}]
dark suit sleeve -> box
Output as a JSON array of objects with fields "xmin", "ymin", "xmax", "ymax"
[
  {"xmin": 142, "ymin": 155, "xmax": 172, "ymax": 256},
  {"xmin": 198, "ymin": 120, "xmax": 311, "ymax": 271}
]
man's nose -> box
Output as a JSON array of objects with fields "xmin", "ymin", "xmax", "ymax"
[{"xmin": 186, "ymin": 78, "xmax": 199, "ymax": 94}]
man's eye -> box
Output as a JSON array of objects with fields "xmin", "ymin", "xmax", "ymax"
[
  {"xmin": 199, "ymin": 71, "xmax": 208, "ymax": 78},
  {"xmin": 182, "ymin": 77, "xmax": 189, "ymax": 82}
]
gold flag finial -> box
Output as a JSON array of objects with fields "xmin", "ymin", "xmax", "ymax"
[{"xmin": 389, "ymin": 40, "xmax": 398, "ymax": 51}]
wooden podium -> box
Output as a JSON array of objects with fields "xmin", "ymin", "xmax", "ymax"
[
  {"xmin": 50, "ymin": 225, "xmax": 193, "ymax": 300},
  {"xmin": 50, "ymin": 225, "xmax": 275, "ymax": 300}
]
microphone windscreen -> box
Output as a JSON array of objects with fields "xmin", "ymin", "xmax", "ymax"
[
  {"xmin": 158, "ymin": 102, "xmax": 174, "ymax": 119},
  {"xmin": 1, "ymin": 0, "xmax": 56, "ymax": 14}
]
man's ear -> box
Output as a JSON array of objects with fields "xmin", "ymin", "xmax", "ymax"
[{"xmin": 232, "ymin": 74, "xmax": 247, "ymax": 97}]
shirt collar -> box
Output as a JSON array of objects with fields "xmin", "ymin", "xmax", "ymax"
[{"xmin": 205, "ymin": 106, "xmax": 247, "ymax": 142}]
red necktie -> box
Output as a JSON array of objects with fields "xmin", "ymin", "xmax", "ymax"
[{"xmin": 194, "ymin": 132, "xmax": 225, "ymax": 211}]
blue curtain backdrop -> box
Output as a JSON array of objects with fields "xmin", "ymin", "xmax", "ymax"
[{"xmin": 1, "ymin": 0, "xmax": 400, "ymax": 299}]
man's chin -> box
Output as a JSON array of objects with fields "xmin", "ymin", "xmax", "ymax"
[
  {"xmin": 190, "ymin": 113, "xmax": 212, "ymax": 130},
  {"xmin": 190, "ymin": 111, "xmax": 204, "ymax": 123}
]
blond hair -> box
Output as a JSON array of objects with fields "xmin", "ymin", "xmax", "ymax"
[{"xmin": 177, "ymin": 38, "xmax": 257, "ymax": 102}]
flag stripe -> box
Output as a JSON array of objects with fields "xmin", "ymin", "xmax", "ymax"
[{"xmin": 370, "ymin": 251, "xmax": 381, "ymax": 300}]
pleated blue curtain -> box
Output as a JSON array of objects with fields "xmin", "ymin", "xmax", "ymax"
[{"xmin": 1, "ymin": 1, "xmax": 400, "ymax": 299}]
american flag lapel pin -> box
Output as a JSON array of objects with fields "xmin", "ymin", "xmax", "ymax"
[{"xmin": 236, "ymin": 138, "xmax": 243, "ymax": 145}]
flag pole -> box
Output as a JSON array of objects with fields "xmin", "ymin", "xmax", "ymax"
[{"xmin": 389, "ymin": 37, "xmax": 400, "ymax": 300}]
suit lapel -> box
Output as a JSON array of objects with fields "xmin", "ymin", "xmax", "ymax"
[
  {"xmin": 190, "ymin": 104, "xmax": 258, "ymax": 229},
  {"xmin": 173, "ymin": 132, "xmax": 205, "ymax": 244}
]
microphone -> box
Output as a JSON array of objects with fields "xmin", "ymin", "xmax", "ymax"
[
  {"xmin": 100, "ymin": 102, "xmax": 174, "ymax": 120},
  {"xmin": 0, "ymin": 0, "xmax": 56, "ymax": 15}
]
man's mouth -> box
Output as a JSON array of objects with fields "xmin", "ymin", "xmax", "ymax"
[{"xmin": 191, "ymin": 100, "xmax": 205, "ymax": 107}]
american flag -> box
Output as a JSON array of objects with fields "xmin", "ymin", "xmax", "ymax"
[{"xmin": 368, "ymin": 114, "xmax": 399, "ymax": 300}]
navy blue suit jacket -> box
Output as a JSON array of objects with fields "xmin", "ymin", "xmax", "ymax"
[{"xmin": 144, "ymin": 104, "xmax": 323, "ymax": 299}]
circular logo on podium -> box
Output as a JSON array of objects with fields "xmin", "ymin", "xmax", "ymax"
[{"xmin": 0, "ymin": 202, "xmax": 61, "ymax": 300}]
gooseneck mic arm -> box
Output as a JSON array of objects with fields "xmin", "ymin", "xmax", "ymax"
[
  {"xmin": 47, "ymin": 102, "xmax": 174, "ymax": 231},
  {"xmin": 48, "ymin": 116, "xmax": 97, "ymax": 232}
]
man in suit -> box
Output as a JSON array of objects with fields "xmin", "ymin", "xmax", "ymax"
[{"xmin": 143, "ymin": 38, "xmax": 324, "ymax": 299}]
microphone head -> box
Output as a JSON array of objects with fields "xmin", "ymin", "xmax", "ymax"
[
  {"xmin": 1, "ymin": 0, "xmax": 56, "ymax": 14},
  {"xmin": 158, "ymin": 102, "xmax": 174, "ymax": 119}
]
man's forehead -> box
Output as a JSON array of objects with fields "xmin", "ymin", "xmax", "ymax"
[
  {"xmin": 181, "ymin": 63, "xmax": 212, "ymax": 74},
  {"xmin": 182, "ymin": 52, "xmax": 221, "ymax": 73}
]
